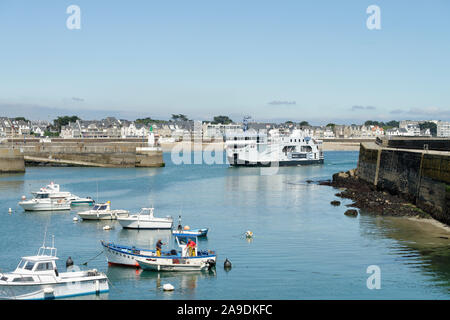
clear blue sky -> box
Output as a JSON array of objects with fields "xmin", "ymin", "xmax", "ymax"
[{"xmin": 0, "ymin": 0, "xmax": 449, "ymax": 124}]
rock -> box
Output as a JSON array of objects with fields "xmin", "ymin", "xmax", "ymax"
[
  {"xmin": 330, "ymin": 200, "xmax": 341, "ymax": 206},
  {"xmin": 344, "ymin": 209, "xmax": 358, "ymax": 217}
]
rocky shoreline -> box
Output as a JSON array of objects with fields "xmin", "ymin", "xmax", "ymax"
[{"xmin": 319, "ymin": 169, "xmax": 431, "ymax": 218}]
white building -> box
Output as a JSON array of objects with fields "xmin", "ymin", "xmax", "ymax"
[{"xmin": 437, "ymin": 121, "xmax": 450, "ymax": 137}]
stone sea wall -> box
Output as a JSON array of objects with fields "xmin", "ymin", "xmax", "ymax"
[
  {"xmin": 357, "ymin": 142, "xmax": 450, "ymax": 225},
  {"xmin": 0, "ymin": 148, "xmax": 25, "ymax": 173},
  {"xmin": 2, "ymin": 140, "xmax": 164, "ymax": 168}
]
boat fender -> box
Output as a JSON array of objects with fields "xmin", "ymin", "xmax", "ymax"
[
  {"xmin": 66, "ymin": 256, "xmax": 74, "ymax": 269},
  {"xmin": 224, "ymin": 258, "xmax": 232, "ymax": 269},
  {"xmin": 207, "ymin": 259, "xmax": 216, "ymax": 270}
]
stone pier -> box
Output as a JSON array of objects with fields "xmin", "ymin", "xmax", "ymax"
[{"xmin": 0, "ymin": 148, "xmax": 25, "ymax": 173}]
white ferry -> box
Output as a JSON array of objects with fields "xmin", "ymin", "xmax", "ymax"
[{"xmin": 225, "ymin": 128, "xmax": 324, "ymax": 167}]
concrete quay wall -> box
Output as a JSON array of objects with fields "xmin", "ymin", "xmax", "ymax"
[
  {"xmin": 0, "ymin": 148, "xmax": 25, "ymax": 173},
  {"xmin": 2, "ymin": 141, "xmax": 164, "ymax": 168},
  {"xmin": 357, "ymin": 142, "xmax": 450, "ymax": 225}
]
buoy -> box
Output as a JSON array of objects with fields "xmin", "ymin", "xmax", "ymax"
[
  {"xmin": 21, "ymin": 195, "xmax": 26, "ymax": 200},
  {"xmin": 8, "ymin": 208, "xmax": 12, "ymax": 214},
  {"xmin": 73, "ymin": 217, "xmax": 79, "ymax": 222},
  {"xmin": 224, "ymin": 258, "xmax": 232, "ymax": 269},
  {"xmin": 163, "ymin": 283, "xmax": 175, "ymax": 291},
  {"xmin": 103, "ymin": 225, "xmax": 111, "ymax": 231},
  {"xmin": 245, "ymin": 231, "xmax": 253, "ymax": 238},
  {"xmin": 184, "ymin": 225, "xmax": 190, "ymax": 231}
]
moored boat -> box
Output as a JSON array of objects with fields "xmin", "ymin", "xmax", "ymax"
[
  {"xmin": 0, "ymin": 237, "xmax": 109, "ymax": 300},
  {"xmin": 172, "ymin": 216, "xmax": 208, "ymax": 237},
  {"xmin": 136, "ymin": 236, "xmax": 216, "ymax": 272},
  {"xmin": 77, "ymin": 202, "xmax": 129, "ymax": 220},
  {"xmin": 117, "ymin": 208, "xmax": 173, "ymax": 229}
]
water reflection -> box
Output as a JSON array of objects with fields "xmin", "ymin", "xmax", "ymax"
[{"xmin": 359, "ymin": 213, "xmax": 450, "ymax": 290}]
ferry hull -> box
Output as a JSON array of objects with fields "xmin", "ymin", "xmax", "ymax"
[{"xmin": 228, "ymin": 158, "xmax": 324, "ymax": 167}]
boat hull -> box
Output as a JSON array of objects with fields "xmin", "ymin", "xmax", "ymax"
[
  {"xmin": 118, "ymin": 218, "xmax": 173, "ymax": 229},
  {"xmin": 0, "ymin": 277, "xmax": 108, "ymax": 300},
  {"xmin": 77, "ymin": 211, "xmax": 128, "ymax": 220},
  {"xmin": 18, "ymin": 200, "xmax": 71, "ymax": 211},
  {"xmin": 172, "ymin": 228, "xmax": 208, "ymax": 237},
  {"xmin": 102, "ymin": 241, "xmax": 160, "ymax": 267},
  {"xmin": 136, "ymin": 256, "xmax": 216, "ymax": 272}
]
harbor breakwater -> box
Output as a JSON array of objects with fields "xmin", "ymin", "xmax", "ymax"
[
  {"xmin": 0, "ymin": 148, "xmax": 25, "ymax": 173},
  {"xmin": 323, "ymin": 138, "xmax": 450, "ymax": 225},
  {"xmin": 0, "ymin": 138, "xmax": 164, "ymax": 169}
]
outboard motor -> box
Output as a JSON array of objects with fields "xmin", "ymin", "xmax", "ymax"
[
  {"xmin": 206, "ymin": 259, "xmax": 216, "ymax": 270},
  {"xmin": 66, "ymin": 256, "xmax": 74, "ymax": 270},
  {"xmin": 224, "ymin": 258, "xmax": 232, "ymax": 270},
  {"xmin": 170, "ymin": 249, "xmax": 177, "ymax": 255}
]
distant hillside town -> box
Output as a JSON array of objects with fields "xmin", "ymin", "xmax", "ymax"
[{"xmin": 1, "ymin": 115, "xmax": 449, "ymax": 141}]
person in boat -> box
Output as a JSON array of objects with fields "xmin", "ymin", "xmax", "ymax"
[
  {"xmin": 156, "ymin": 239, "xmax": 165, "ymax": 257},
  {"xmin": 187, "ymin": 239, "xmax": 196, "ymax": 257}
]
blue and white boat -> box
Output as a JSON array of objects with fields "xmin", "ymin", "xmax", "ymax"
[
  {"xmin": 136, "ymin": 236, "xmax": 216, "ymax": 272},
  {"xmin": 102, "ymin": 236, "xmax": 216, "ymax": 271},
  {"xmin": 172, "ymin": 216, "xmax": 209, "ymax": 237},
  {"xmin": 0, "ymin": 237, "xmax": 109, "ymax": 300}
]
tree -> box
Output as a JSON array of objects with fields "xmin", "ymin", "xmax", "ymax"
[
  {"xmin": 212, "ymin": 115, "xmax": 233, "ymax": 124},
  {"xmin": 419, "ymin": 121, "xmax": 437, "ymax": 136},
  {"xmin": 326, "ymin": 123, "xmax": 336, "ymax": 128},
  {"xmin": 136, "ymin": 117, "xmax": 165, "ymax": 125},
  {"xmin": 12, "ymin": 117, "xmax": 29, "ymax": 122},
  {"xmin": 171, "ymin": 114, "xmax": 189, "ymax": 121},
  {"xmin": 299, "ymin": 121, "xmax": 310, "ymax": 126},
  {"xmin": 53, "ymin": 116, "xmax": 80, "ymax": 131}
]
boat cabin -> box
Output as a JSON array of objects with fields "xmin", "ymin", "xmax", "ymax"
[
  {"xmin": 92, "ymin": 202, "xmax": 110, "ymax": 211},
  {"xmin": 175, "ymin": 235, "xmax": 199, "ymax": 257}
]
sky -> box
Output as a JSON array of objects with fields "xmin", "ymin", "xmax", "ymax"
[{"xmin": 0, "ymin": 0, "xmax": 449, "ymax": 124}]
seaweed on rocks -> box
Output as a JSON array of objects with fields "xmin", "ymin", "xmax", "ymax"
[{"xmin": 319, "ymin": 169, "xmax": 431, "ymax": 218}]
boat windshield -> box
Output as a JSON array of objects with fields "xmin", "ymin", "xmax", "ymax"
[
  {"xmin": 93, "ymin": 205, "xmax": 107, "ymax": 210},
  {"xmin": 24, "ymin": 261, "xmax": 35, "ymax": 271}
]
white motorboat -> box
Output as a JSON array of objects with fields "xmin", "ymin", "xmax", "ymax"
[
  {"xmin": 117, "ymin": 208, "xmax": 173, "ymax": 229},
  {"xmin": 136, "ymin": 235, "xmax": 216, "ymax": 272},
  {"xmin": 0, "ymin": 237, "xmax": 109, "ymax": 300},
  {"xmin": 77, "ymin": 201, "xmax": 129, "ymax": 220},
  {"xmin": 18, "ymin": 182, "xmax": 93, "ymax": 211}
]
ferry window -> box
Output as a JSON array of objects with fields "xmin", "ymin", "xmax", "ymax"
[
  {"xmin": 24, "ymin": 262, "xmax": 35, "ymax": 271},
  {"xmin": 99, "ymin": 205, "xmax": 107, "ymax": 210},
  {"xmin": 13, "ymin": 277, "xmax": 34, "ymax": 282}
]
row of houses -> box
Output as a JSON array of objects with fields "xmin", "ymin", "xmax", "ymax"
[{"xmin": 2, "ymin": 116, "xmax": 450, "ymax": 140}]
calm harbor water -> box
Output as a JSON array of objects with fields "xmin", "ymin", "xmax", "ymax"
[{"xmin": 0, "ymin": 151, "xmax": 449, "ymax": 299}]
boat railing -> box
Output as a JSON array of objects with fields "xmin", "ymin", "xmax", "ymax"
[{"xmin": 37, "ymin": 245, "xmax": 57, "ymax": 257}]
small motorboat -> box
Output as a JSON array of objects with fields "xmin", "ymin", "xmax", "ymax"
[
  {"xmin": 18, "ymin": 182, "xmax": 93, "ymax": 211},
  {"xmin": 117, "ymin": 208, "xmax": 173, "ymax": 229},
  {"xmin": 0, "ymin": 237, "xmax": 109, "ymax": 300},
  {"xmin": 136, "ymin": 235, "xmax": 216, "ymax": 272},
  {"xmin": 172, "ymin": 216, "xmax": 208, "ymax": 237},
  {"xmin": 68, "ymin": 195, "xmax": 95, "ymax": 206},
  {"xmin": 77, "ymin": 201, "xmax": 129, "ymax": 220}
]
